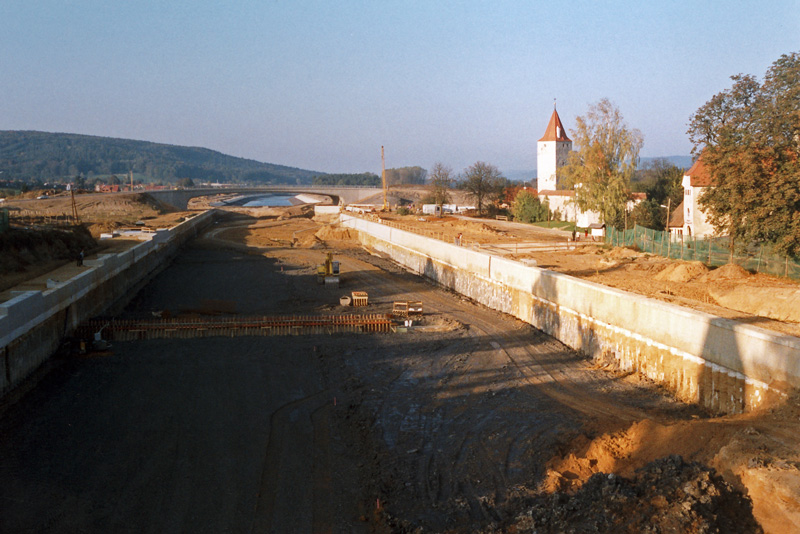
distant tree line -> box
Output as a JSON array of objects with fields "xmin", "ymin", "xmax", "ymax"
[
  {"xmin": 384, "ymin": 166, "xmax": 427, "ymax": 185},
  {"xmin": 0, "ymin": 131, "xmax": 321, "ymax": 185},
  {"xmin": 312, "ymin": 173, "xmax": 381, "ymax": 186}
]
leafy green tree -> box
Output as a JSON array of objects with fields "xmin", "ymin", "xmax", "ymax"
[
  {"xmin": 461, "ymin": 161, "xmax": 504, "ymax": 215},
  {"xmin": 428, "ymin": 162, "xmax": 453, "ymax": 208},
  {"xmin": 177, "ymin": 177, "xmax": 195, "ymax": 187},
  {"xmin": 512, "ymin": 190, "xmax": 549, "ymax": 223},
  {"xmin": 634, "ymin": 159, "xmax": 684, "ymax": 207},
  {"xmin": 688, "ymin": 51, "xmax": 800, "ymax": 256},
  {"xmin": 630, "ymin": 198, "xmax": 667, "ymax": 230},
  {"xmin": 563, "ymin": 98, "xmax": 644, "ymax": 228}
]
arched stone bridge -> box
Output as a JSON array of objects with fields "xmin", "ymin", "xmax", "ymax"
[{"xmin": 145, "ymin": 185, "xmax": 380, "ymax": 210}]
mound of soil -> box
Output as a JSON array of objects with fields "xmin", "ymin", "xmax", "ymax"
[
  {"xmin": 315, "ymin": 225, "xmax": 353, "ymax": 241},
  {"xmin": 700, "ymin": 263, "xmax": 751, "ymax": 282},
  {"xmin": 441, "ymin": 220, "xmax": 503, "ymax": 234},
  {"xmin": 709, "ymin": 285, "xmax": 800, "ymax": 322},
  {"xmin": 654, "ymin": 261, "xmax": 709, "ymax": 282},
  {"xmin": 507, "ymin": 455, "xmax": 762, "ymax": 533},
  {"xmin": 293, "ymin": 233, "xmax": 323, "ymax": 248},
  {"xmin": 605, "ymin": 246, "xmax": 644, "ymax": 260}
]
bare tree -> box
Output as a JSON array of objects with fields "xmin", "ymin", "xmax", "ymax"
[
  {"xmin": 462, "ymin": 161, "xmax": 504, "ymax": 215},
  {"xmin": 428, "ymin": 162, "xmax": 453, "ymax": 209}
]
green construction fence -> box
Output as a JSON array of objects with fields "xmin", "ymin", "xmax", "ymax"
[{"xmin": 605, "ymin": 224, "xmax": 800, "ymax": 280}]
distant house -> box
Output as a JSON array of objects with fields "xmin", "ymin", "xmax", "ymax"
[
  {"xmin": 681, "ymin": 155, "xmax": 715, "ymax": 238},
  {"xmin": 94, "ymin": 184, "xmax": 120, "ymax": 193},
  {"xmin": 667, "ymin": 200, "xmax": 684, "ymax": 239}
]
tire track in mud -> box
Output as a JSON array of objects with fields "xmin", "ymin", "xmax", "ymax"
[
  {"xmin": 337, "ymin": 255, "xmax": 582, "ymax": 524},
  {"xmin": 347, "ymin": 252, "xmax": 627, "ymax": 423},
  {"xmin": 337, "ymin": 248, "xmax": 702, "ymax": 526},
  {"xmin": 350, "ymin": 248, "xmax": 689, "ymax": 425},
  {"xmin": 250, "ymin": 389, "xmax": 331, "ymax": 534}
]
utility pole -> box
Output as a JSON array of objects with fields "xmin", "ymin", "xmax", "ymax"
[
  {"xmin": 381, "ymin": 146, "xmax": 388, "ymax": 211},
  {"xmin": 129, "ymin": 170, "xmax": 134, "ymax": 192},
  {"xmin": 665, "ymin": 197, "xmax": 671, "ymax": 258},
  {"xmin": 69, "ymin": 184, "xmax": 80, "ymax": 225}
]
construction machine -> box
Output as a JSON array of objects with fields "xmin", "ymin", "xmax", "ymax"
[{"xmin": 316, "ymin": 252, "xmax": 340, "ymax": 285}]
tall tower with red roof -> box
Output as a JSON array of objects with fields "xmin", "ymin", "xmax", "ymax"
[{"xmin": 537, "ymin": 104, "xmax": 572, "ymax": 191}]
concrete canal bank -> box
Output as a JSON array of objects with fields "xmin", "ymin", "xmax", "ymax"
[
  {"xmin": 0, "ymin": 211, "xmax": 215, "ymax": 396},
  {"xmin": 341, "ymin": 213, "xmax": 800, "ymax": 413}
]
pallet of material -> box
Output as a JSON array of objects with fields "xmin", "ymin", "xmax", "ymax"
[
  {"xmin": 392, "ymin": 300, "xmax": 423, "ymax": 317},
  {"xmin": 351, "ymin": 291, "xmax": 368, "ymax": 306}
]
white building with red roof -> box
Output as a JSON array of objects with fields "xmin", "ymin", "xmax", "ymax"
[
  {"xmin": 681, "ymin": 154, "xmax": 715, "ymax": 238},
  {"xmin": 533, "ymin": 104, "xmax": 645, "ymax": 230}
]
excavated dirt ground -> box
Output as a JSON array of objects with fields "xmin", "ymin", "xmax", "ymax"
[
  {"xmin": 2, "ymin": 203, "xmax": 800, "ymax": 532},
  {"xmin": 227, "ymin": 214, "xmax": 800, "ymax": 533}
]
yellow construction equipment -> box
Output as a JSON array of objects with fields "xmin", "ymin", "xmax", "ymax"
[{"xmin": 316, "ymin": 252, "xmax": 340, "ymax": 285}]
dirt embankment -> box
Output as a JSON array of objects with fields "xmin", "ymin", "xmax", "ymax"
[
  {"xmin": 1, "ymin": 193, "xmax": 200, "ymax": 291},
  {"xmin": 6, "ymin": 192, "xmax": 193, "ymax": 237},
  {"xmin": 0, "ymin": 226, "xmax": 97, "ymax": 291}
]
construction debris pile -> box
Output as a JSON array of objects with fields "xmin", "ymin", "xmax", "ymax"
[{"xmin": 503, "ymin": 455, "xmax": 762, "ymax": 534}]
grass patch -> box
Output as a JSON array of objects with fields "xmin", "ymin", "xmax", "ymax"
[{"xmin": 532, "ymin": 220, "xmax": 577, "ymax": 231}]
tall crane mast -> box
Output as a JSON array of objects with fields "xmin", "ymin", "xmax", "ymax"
[{"xmin": 381, "ymin": 145, "xmax": 388, "ymax": 211}]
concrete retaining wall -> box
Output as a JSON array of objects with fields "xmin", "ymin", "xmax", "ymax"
[
  {"xmin": 0, "ymin": 211, "xmax": 215, "ymax": 396},
  {"xmin": 341, "ymin": 214, "xmax": 800, "ymax": 413}
]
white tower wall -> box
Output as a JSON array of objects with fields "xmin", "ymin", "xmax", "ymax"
[
  {"xmin": 536, "ymin": 109, "xmax": 572, "ymax": 191},
  {"xmin": 537, "ymin": 139, "xmax": 572, "ymax": 190}
]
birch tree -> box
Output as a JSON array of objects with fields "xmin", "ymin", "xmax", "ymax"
[{"xmin": 562, "ymin": 98, "xmax": 643, "ymax": 227}]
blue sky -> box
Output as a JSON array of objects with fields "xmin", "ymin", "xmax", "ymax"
[{"xmin": 1, "ymin": 1, "xmax": 798, "ymax": 175}]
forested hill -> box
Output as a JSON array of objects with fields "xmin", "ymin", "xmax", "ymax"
[{"xmin": 0, "ymin": 131, "xmax": 322, "ymax": 184}]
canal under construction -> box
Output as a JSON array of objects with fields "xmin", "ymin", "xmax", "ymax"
[{"xmin": 0, "ymin": 218, "xmax": 780, "ymax": 532}]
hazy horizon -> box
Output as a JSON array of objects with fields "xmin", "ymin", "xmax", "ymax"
[{"xmin": 1, "ymin": 1, "xmax": 797, "ymax": 174}]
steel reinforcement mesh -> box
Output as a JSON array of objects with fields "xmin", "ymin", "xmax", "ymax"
[{"xmin": 77, "ymin": 314, "xmax": 395, "ymax": 341}]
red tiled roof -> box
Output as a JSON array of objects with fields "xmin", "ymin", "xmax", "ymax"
[
  {"xmin": 669, "ymin": 200, "xmax": 684, "ymax": 228},
  {"xmin": 685, "ymin": 155, "xmax": 713, "ymax": 187},
  {"xmin": 538, "ymin": 109, "xmax": 571, "ymax": 142}
]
